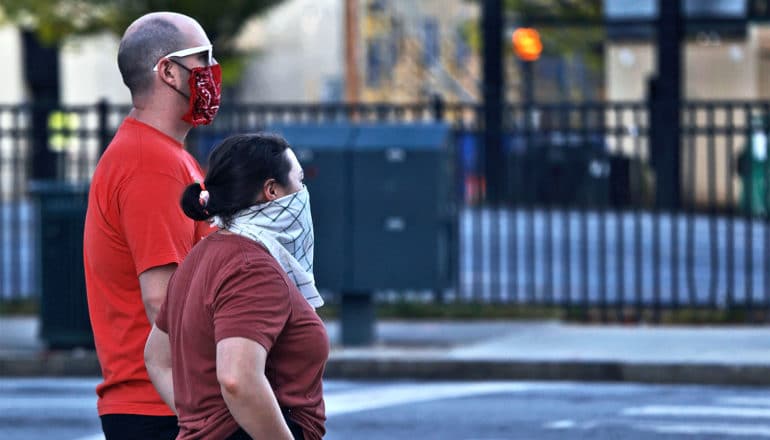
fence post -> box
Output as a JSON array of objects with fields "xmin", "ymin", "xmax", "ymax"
[
  {"xmin": 650, "ymin": 0, "xmax": 682, "ymax": 211},
  {"xmin": 23, "ymin": 30, "xmax": 60, "ymax": 180},
  {"xmin": 482, "ymin": 0, "xmax": 504, "ymax": 205},
  {"xmin": 431, "ymin": 94, "xmax": 445, "ymax": 122},
  {"xmin": 97, "ymin": 99, "xmax": 110, "ymax": 155},
  {"xmin": 30, "ymin": 99, "xmax": 58, "ymax": 179}
]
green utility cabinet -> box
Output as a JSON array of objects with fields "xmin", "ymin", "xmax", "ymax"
[
  {"xmin": 29, "ymin": 181, "xmax": 94, "ymax": 349},
  {"xmin": 351, "ymin": 124, "xmax": 454, "ymax": 290},
  {"xmin": 268, "ymin": 123, "xmax": 455, "ymax": 346},
  {"xmin": 267, "ymin": 123, "xmax": 355, "ymax": 291}
]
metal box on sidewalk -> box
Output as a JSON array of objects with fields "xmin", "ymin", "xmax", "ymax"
[
  {"xmin": 270, "ymin": 122, "xmax": 454, "ymax": 292},
  {"xmin": 268, "ymin": 123, "xmax": 355, "ymax": 291},
  {"xmin": 350, "ymin": 124, "xmax": 454, "ymax": 290},
  {"xmin": 269, "ymin": 122, "xmax": 456, "ymax": 346},
  {"xmin": 29, "ymin": 181, "xmax": 94, "ymax": 350}
]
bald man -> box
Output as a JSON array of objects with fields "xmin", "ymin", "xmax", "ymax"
[{"xmin": 83, "ymin": 12, "xmax": 220, "ymax": 439}]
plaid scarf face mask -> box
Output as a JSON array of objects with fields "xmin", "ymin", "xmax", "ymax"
[{"xmin": 212, "ymin": 186, "xmax": 323, "ymax": 308}]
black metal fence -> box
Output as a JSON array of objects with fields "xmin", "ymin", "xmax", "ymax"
[{"xmin": 3, "ymin": 100, "xmax": 770, "ymax": 320}]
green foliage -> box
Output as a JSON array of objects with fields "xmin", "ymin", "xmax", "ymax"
[
  {"xmin": 0, "ymin": 0, "xmax": 111, "ymax": 44},
  {"xmin": 504, "ymin": 0, "xmax": 601, "ymax": 21},
  {"xmin": 0, "ymin": 0, "xmax": 284, "ymax": 85}
]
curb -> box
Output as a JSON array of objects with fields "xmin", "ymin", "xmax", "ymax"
[
  {"xmin": 0, "ymin": 352, "xmax": 101, "ymax": 377},
  {"xmin": 324, "ymin": 358, "xmax": 770, "ymax": 386},
  {"xmin": 2, "ymin": 352, "xmax": 769, "ymax": 386}
]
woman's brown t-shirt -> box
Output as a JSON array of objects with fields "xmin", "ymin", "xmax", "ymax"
[{"xmin": 156, "ymin": 232, "xmax": 328, "ymax": 440}]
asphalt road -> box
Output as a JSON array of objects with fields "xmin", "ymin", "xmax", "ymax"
[{"xmin": 3, "ymin": 378, "xmax": 770, "ymax": 440}]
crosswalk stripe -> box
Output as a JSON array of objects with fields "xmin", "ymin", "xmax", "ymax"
[
  {"xmin": 635, "ymin": 422, "xmax": 770, "ymax": 437},
  {"xmin": 720, "ymin": 397, "xmax": 770, "ymax": 407},
  {"xmin": 623, "ymin": 405, "xmax": 770, "ymax": 418},
  {"xmin": 544, "ymin": 419, "xmax": 577, "ymax": 429},
  {"xmin": 325, "ymin": 382, "xmax": 548, "ymax": 416},
  {"xmin": 0, "ymin": 396, "xmax": 96, "ymax": 410}
]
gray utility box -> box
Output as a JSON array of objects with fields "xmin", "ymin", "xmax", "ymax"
[
  {"xmin": 268, "ymin": 123, "xmax": 456, "ymax": 346},
  {"xmin": 268, "ymin": 122, "xmax": 455, "ymax": 292},
  {"xmin": 29, "ymin": 181, "xmax": 94, "ymax": 350},
  {"xmin": 350, "ymin": 124, "xmax": 454, "ymax": 290},
  {"xmin": 267, "ymin": 123, "xmax": 355, "ymax": 292}
]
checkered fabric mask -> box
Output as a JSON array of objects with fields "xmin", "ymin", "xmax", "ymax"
[{"xmin": 212, "ymin": 186, "xmax": 323, "ymax": 308}]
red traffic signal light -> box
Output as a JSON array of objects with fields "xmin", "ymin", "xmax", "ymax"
[{"xmin": 512, "ymin": 28, "xmax": 542, "ymax": 61}]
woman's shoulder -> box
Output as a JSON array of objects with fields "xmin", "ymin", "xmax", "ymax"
[{"xmin": 200, "ymin": 233, "xmax": 285, "ymax": 273}]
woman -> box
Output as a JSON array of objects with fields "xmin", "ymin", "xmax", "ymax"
[{"xmin": 145, "ymin": 133, "xmax": 328, "ymax": 440}]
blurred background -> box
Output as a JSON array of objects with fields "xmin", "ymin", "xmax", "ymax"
[{"xmin": 3, "ymin": 0, "xmax": 770, "ymax": 341}]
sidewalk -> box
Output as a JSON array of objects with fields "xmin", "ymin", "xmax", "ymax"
[{"xmin": 2, "ymin": 316, "xmax": 770, "ymax": 385}]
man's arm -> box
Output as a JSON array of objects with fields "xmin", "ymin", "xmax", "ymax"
[
  {"xmin": 139, "ymin": 264, "xmax": 177, "ymax": 324},
  {"xmin": 144, "ymin": 324, "xmax": 176, "ymax": 414},
  {"xmin": 217, "ymin": 337, "xmax": 293, "ymax": 440}
]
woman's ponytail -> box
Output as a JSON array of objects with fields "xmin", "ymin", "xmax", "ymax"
[{"xmin": 180, "ymin": 182, "xmax": 211, "ymax": 221}]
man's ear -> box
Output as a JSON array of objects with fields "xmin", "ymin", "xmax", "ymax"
[{"xmin": 158, "ymin": 59, "xmax": 178, "ymax": 87}]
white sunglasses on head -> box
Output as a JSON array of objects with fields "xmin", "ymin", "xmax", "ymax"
[{"xmin": 152, "ymin": 44, "xmax": 214, "ymax": 72}]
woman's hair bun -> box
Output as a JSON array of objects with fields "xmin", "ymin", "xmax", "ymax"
[{"xmin": 180, "ymin": 182, "xmax": 211, "ymax": 221}]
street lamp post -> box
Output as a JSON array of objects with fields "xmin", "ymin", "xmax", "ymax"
[
  {"xmin": 482, "ymin": 0, "xmax": 504, "ymax": 205},
  {"xmin": 650, "ymin": 0, "xmax": 683, "ymax": 210}
]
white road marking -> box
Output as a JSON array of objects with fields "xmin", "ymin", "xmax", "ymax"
[
  {"xmin": 0, "ymin": 377, "xmax": 99, "ymax": 390},
  {"xmin": 324, "ymin": 381, "xmax": 552, "ymax": 416},
  {"xmin": 0, "ymin": 396, "xmax": 97, "ymax": 410},
  {"xmin": 635, "ymin": 422, "xmax": 770, "ymax": 437},
  {"xmin": 623, "ymin": 405, "xmax": 770, "ymax": 418},
  {"xmin": 720, "ymin": 397, "xmax": 770, "ymax": 407},
  {"xmin": 544, "ymin": 419, "xmax": 576, "ymax": 429}
]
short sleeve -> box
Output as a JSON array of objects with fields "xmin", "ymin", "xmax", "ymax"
[
  {"xmin": 211, "ymin": 263, "xmax": 291, "ymax": 352},
  {"xmin": 119, "ymin": 173, "xmax": 194, "ymax": 275}
]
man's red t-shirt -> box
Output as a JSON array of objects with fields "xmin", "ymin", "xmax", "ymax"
[
  {"xmin": 156, "ymin": 232, "xmax": 328, "ymax": 440},
  {"xmin": 83, "ymin": 117, "xmax": 213, "ymax": 416}
]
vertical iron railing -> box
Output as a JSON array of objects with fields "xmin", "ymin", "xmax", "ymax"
[{"xmin": 2, "ymin": 100, "xmax": 770, "ymax": 322}]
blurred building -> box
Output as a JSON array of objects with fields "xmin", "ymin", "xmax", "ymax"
[
  {"xmin": 0, "ymin": 26, "xmax": 25, "ymax": 104},
  {"xmin": 604, "ymin": 0, "xmax": 770, "ymax": 207},
  {"xmin": 234, "ymin": 0, "xmax": 481, "ymax": 104},
  {"xmin": 0, "ymin": 25, "xmax": 128, "ymax": 105},
  {"xmin": 234, "ymin": 0, "xmax": 344, "ymax": 102},
  {"xmin": 605, "ymin": 0, "xmax": 766, "ymax": 101},
  {"xmin": 60, "ymin": 32, "xmax": 130, "ymax": 105},
  {"xmin": 0, "ymin": 0, "xmax": 766, "ymax": 107},
  {"xmin": 355, "ymin": 0, "xmax": 480, "ymax": 103}
]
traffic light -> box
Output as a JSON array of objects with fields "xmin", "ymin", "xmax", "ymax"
[{"xmin": 512, "ymin": 27, "xmax": 542, "ymax": 61}]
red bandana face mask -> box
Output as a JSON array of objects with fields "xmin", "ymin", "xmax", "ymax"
[{"xmin": 168, "ymin": 60, "xmax": 222, "ymax": 127}]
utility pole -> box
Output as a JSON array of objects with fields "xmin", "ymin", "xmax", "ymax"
[
  {"xmin": 23, "ymin": 31, "xmax": 60, "ymax": 180},
  {"xmin": 482, "ymin": 0, "xmax": 504, "ymax": 204},
  {"xmin": 649, "ymin": 0, "xmax": 682, "ymax": 209},
  {"xmin": 344, "ymin": 0, "xmax": 360, "ymax": 103}
]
